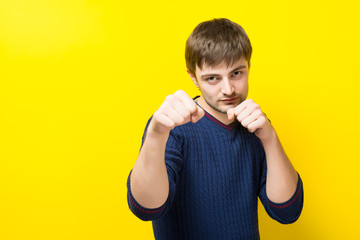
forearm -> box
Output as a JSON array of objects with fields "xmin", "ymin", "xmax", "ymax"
[
  {"xmin": 130, "ymin": 125, "xmax": 170, "ymax": 209},
  {"xmin": 129, "ymin": 91, "xmax": 203, "ymax": 211},
  {"xmin": 261, "ymin": 130, "xmax": 298, "ymax": 203}
]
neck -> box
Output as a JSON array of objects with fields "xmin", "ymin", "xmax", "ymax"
[{"xmin": 197, "ymin": 96, "xmax": 233, "ymax": 125}]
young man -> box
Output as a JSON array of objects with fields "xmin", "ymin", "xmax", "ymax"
[{"xmin": 127, "ymin": 18, "xmax": 303, "ymax": 239}]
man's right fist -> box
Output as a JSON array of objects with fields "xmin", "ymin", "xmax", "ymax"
[{"xmin": 150, "ymin": 90, "xmax": 205, "ymax": 134}]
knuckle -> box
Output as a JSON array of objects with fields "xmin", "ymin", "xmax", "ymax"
[
  {"xmin": 187, "ymin": 103, "xmax": 195, "ymax": 110},
  {"xmin": 168, "ymin": 122, "xmax": 176, "ymax": 129},
  {"xmin": 160, "ymin": 102, "xmax": 169, "ymax": 110},
  {"xmin": 154, "ymin": 109, "xmax": 162, "ymax": 117},
  {"xmin": 190, "ymin": 106, "xmax": 197, "ymax": 113},
  {"xmin": 261, "ymin": 116, "xmax": 267, "ymax": 124},
  {"xmin": 176, "ymin": 116, "xmax": 185, "ymax": 124},
  {"xmin": 256, "ymin": 117, "xmax": 264, "ymax": 126},
  {"xmin": 241, "ymin": 120, "xmax": 247, "ymax": 127},
  {"xmin": 254, "ymin": 109, "xmax": 262, "ymax": 116},
  {"xmin": 165, "ymin": 95, "xmax": 173, "ymax": 102},
  {"xmin": 174, "ymin": 90, "xmax": 185, "ymax": 96},
  {"xmin": 182, "ymin": 110, "xmax": 190, "ymax": 118}
]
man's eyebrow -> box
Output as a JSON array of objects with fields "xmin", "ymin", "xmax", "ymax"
[
  {"xmin": 200, "ymin": 65, "xmax": 247, "ymax": 78},
  {"xmin": 200, "ymin": 73, "xmax": 221, "ymax": 78},
  {"xmin": 230, "ymin": 65, "xmax": 247, "ymax": 72}
]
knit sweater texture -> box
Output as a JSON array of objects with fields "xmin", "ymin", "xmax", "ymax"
[{"xmin": 127, "ymin": 104, "xmax": 304, "ymax": 240}]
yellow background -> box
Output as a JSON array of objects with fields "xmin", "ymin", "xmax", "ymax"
[{"xmin": 1, "ymin": 0, "xmax": 359, "ymax": 239}]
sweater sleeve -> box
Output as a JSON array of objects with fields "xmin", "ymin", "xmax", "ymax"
[
  {"xmin": 127, "ymin": 117, "xmax": 184, "ymax": 221},
  {"xmin": 256, "ymin": 139, "xmax": 304, "ymax": 224}
]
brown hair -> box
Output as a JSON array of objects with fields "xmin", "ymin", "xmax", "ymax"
[{"xmin": 185, "ymin": 18, "xmax": 252, "ymax": 77}]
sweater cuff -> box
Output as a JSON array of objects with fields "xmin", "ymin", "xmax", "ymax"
[
  {"xmin": 127, "ymin": 170, "xmax": 167, "ymax": 221},
  {"xmin": 265, "ymin": 173, "xmax": 304, "ymax": 224}
]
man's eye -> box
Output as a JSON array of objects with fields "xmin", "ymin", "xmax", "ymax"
[
  {"xmin": 207, "ymin": 77, "xmax": 216, "ymax": 82},
  {"xmin": 233, "ymin": 71, "xmax": 241, "ymax": 76}
]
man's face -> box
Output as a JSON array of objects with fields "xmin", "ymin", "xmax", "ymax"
[{"xmin": 189, "ymin": 58, "xmax": 249, "ymax": 116}]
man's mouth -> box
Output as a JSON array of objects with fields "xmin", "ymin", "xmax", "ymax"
[{"xmin": 221, "ymin": 97, "xmax": 238, "ymax": 103}]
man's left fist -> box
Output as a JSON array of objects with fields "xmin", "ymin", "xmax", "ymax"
[{"xmin": 227, "ymin": 99, "xmax": 275, "ymax": 141}]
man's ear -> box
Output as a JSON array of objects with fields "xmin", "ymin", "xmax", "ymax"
[
  {"xmin": 187, "ymin": 69, "xmax": 199, "ymax": 88},
  {"xmin": 248, "ymin": 62, "xmax": 251, "ymax": 69}
]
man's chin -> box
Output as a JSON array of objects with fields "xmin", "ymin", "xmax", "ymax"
[
  {"xmin": 217, "ymin": 105, "xmax": 236, "ymax": 114},
  {"xmin": 202, "ymin": 97, "xmax": 240, "ymax": 115}
]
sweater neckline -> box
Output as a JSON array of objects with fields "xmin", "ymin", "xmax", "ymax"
[{"xmin": 193, "ymin": 96, "xmax": 236, "ymax": 131}]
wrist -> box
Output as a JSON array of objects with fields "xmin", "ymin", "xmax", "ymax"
[
  {"xmin": 259, "ymin": 128, "xmax": 277, "ymax": 147},
  {"xmin": 147, "ymin": 120, "xmax": 170, "ymax": 140}
]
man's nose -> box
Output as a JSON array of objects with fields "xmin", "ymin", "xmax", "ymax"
[{"xmin": 221, "ymin": 78, "xmax": 234, "ymax": 95}]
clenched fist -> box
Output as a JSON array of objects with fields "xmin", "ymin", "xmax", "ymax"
[
  {"xmin": 149, "ymin": 90, "xmax": 205, "ymax": 135},
  {"xmin": 227, "ymin": 99, "xmax": 275, "ymax": 142}
]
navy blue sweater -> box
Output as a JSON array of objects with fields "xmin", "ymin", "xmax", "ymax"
[{"xmin": 127, "ymin": 108, "xmax": 303, "ymax": 240}]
